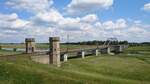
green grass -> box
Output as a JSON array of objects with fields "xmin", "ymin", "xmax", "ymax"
[
  {"xmin": 0, "ymin": 44, "xmax": 25, "ymax": 49},
  {"xmin": 0, "ymin": 46, "xmax": 150, "ymax": 84},
  {"xmin": 127, "ymin": 46, "xmax": 150, "ymax": 52},
  {"xmin": 123, "ymin": 46, "xmax": 150, "ymax": 64},
  {"xmin": 0, "ymin": 50, "xmax": 22, "ymax": 56}
]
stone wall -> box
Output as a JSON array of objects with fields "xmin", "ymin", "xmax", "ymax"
[{"xmin": 31, "ymin": 55, "xmax": 49, "ymax": 64}]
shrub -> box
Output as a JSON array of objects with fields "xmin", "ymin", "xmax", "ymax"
[{"xmin": 13, "ymin": 48, "xmax": 17, "ymax": 52}]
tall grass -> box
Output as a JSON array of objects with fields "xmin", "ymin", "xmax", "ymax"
[{"xmin": 0, "ymin": 46, "xmax": 149, "ymax": 84}]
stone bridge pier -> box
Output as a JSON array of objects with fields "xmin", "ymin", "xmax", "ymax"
[
  {"xmin": 78, "ymin": 51, "xmax": 85, "ymax": 59},
  {"xmin": 49, "ymin": 37, "xmax": 61, "ymax": 67},
  {"xmin": 25, "ymin": 38, "xmax": 35, "ymax": 54},
  {"xmin": 92, "ymin": 49, "xmax": 100, "ymax": 56}
]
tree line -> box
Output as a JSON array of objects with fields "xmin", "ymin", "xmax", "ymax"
[{"xmin": 63, "ymin": 40, "xmax": 150, "ymax": 46}]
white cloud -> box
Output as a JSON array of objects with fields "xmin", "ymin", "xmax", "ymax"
[
  {"xmin": 94, "ymin": 22, "xmax": 103, "ymax": 29},
  {"xmin": 0, "ymin": 13, "xmax": 18, "ymax": 20},
  {"xmin": 102, "ymin": 21, "xmax": 114, "ymax": 30},
  {"xmin": 115, "ymin": 19, "xmax": 127, "ymax": 29},
  {"xmin": 81, "ymin": 14, "xmax": 99, "ymax": 23},
  {"xmin": 32, "ymin": 9, "xmax": 64, "ymax": 23},
  {"xmin": 66, "ymin": 0, "xmax": 113, "ymax": 15},
  {"xmin": 58, "ymin": 14, "xmax": 98, "ymax": 31},
  {"xmin": 0, "ymin": 13, "xmax": 31, "ymax": 42},
  {"xmin": 102, "ymin": 19, "xmax": 127, "ymax": 30},
  {"xmin": 4, "ymin": 30, "xmax": 18, "ymax": 34},
  {"xmin": 127, "ymin": 26, "xmax": 150, "ymax": 42},
  {"xmin": 0, "ymin": 13, "xmax": 29, "ymax": 29},
  {"xmin": 143, "ymin": 3, "xmax": 150, "ymax": 12},
  {"xmin": 0, "ymin": 12, "xmax": 149, "ymax": 42},
  {"xmin": 58, "ymin": 17, "xmax": 81, "ymax": 31},
  {"xmin": 112, "ymin": 30, "xmax": 127, "ymax": 37},
  {"xmin": 6, "ymin": 0, "xmax": 53, "ymax": 13},
  {"xmin": 128, "ymin": 26, "xmax": 146, "ymax": 34},
  {"xmin": 11, "ymin": 19, "xmax": 29, "ymax": 28},
  {"xmin": 0, "ymin": 0, "xmax": 149, "ymax": 42}
]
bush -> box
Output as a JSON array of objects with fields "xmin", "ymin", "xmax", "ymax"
[
  {"xmin": 13, "ymin": 48, "xmax": 17, "ymax": 52},
  {"xmin": 0, "ymin": 46, "xmax": 2, "ymax": 50}
]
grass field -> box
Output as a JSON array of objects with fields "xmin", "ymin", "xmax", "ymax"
[
  {"xmin": 0, "ymin": 45, "xmax": 150, "ymax": 84},
  {"xmin": 0, "ymin": 50, "xmax": 22, "ymax": 56}
]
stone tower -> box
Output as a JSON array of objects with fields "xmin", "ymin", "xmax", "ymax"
[
  {"xmin": 25, "ymin": 38, "xmax": 35, "ymax": 54},
  {"xmin": 49, "ymin": 37, "xmax": 60, "ymax": 67}
]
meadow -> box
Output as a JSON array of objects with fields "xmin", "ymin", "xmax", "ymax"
[{"xmin": 0, "ymin": 45, "xmax": 150, "ymax": 84}]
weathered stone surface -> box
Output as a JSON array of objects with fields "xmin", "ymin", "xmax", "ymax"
[
  {"xmin": 49, "ymin": 37, "xmax": 60, "ymax": 67},
  {"xmin": 31, "ymin": 55, "xmax": 50, "ymax": 64},
  {"xmin": 25, "ymin": 38, "xmax": 36, "ymax": 54},
  {"xmin": 25, "ymin": 38, "xmax": 35, "ymax": 42}
]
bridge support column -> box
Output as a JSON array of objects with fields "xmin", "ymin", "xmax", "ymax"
[
  {"xmin": 114, "ymin": 45, "xmax": 123, "ymax": 53},
  {"xmin": 25, "ymin": 38, "xmax": 35, "ymax": 54},
  {"xmin": 81, "ymin": 51, "xmax": 85, "ymax": 59},
  {"xmin": 107, "ymin": 47, "xmax": 115, "ymax": 55},
  {"xmin": 92, "ymin": 49, "xmax": 99, "ymax": 56},
  {"xmin": 62, "ymin": 53, "xmax": 68, "ymax": 62},
  {"xmin": 78, "ymin": 51, "xmax": 85, "ymax": 59},
  {"xmin": 49, "ymin": 37, "xmax": 60, "ymax": 67},
  {"xmin": 95, "ymin": 49, "xmax": 99, "ymax": 56},
  {"xmin": 101, "ymin": 47, "xmax": 114, "ymax": 55},
  {"xmin": 107, "ymin": 47, "xmax": 111, "ymax": 54}
]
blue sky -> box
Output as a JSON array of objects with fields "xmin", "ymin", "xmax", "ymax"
[
  {"xmin": 53, "ymin": 0, "xmax": 150, "ymax": 22},
  {"xmin": 0, "ymin": 0, "xmax": 150, "ymax": 43}
]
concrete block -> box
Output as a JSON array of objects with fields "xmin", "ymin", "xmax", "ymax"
[
  {"xmin": 31, "ymin": 55, "xmax": 50, "ymax": 64},
  {"xmin": 106, "ymin": 47, "xmax": 111, "ymax": 54},
  {"xmin": 93, "ymin": 49, "xmax": 99, "ymax": 56},
  {"xmin": 63, "ymin": 54, "xmax": 68, "ymax": 62},
  {"xmin": 81, "ymin": 51, "xmax": 85, "ymax": 59},
  {"xmin": 78, "ymin": 51, "xmax": 85, "ymax": 59}
]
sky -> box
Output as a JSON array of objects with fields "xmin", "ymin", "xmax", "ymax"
[{"xmin": 0, "ymin": 0, "xmax": 150, "ymax": 43}]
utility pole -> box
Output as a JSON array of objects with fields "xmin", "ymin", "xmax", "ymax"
[{"xmin": 66, "ymin": 34, "xmax": 69, "ymax": 53}]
